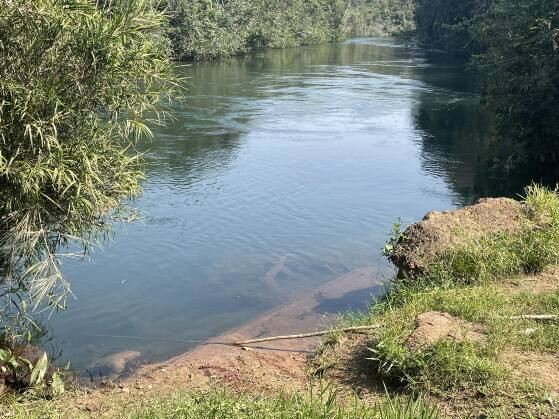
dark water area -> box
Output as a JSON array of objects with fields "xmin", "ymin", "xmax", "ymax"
[{"xmin": 44, "ymin": 37, "xmax": 551, "ymax": 373}]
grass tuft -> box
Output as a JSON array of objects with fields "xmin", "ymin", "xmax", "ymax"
[
  {"xmin": 407, "ymin": 185, "xmax": 559, "ymax": 286},
  {"xmin": 338, "ymin": 186, "xmax": 559, "ymax": 416}
]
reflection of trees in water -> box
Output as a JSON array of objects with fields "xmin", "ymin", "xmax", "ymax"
[
  {"xmin": 140, "ymin": 40, "xmax": 420, "ymax": 183},
  {"xmin": 413, "ymin": 96, "xmax": 497, "ymax": 204},
  {"xmin": 413, "ymin": 60, "xmax": 559, "ymax": 205},
  {"xmin": 139, "ymin": 40, "xmax": 559, "ymax": 206}
]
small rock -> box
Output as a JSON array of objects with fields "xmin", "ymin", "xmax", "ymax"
[
  {"xmin": 121, "ymin": 387, "xmax": 130, "ymax": 393},
  {"xmin": 147, "ymin": 384, "xmax": 153, "ymax": 390},
  {"xmin": 85, "ymin": 404, "xmax": 97, "ymax": 412}
]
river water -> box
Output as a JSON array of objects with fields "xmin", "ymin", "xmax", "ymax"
[{"xmin": 47, "ymin": 37, "xmax": 527, "ymax": 373}]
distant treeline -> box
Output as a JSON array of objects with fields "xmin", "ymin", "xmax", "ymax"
[
  {"xmin": 161, "ymin": 0, "xmax": 416, "ymax": 61},
  {"xmin": 162, "ymin": 0, "xmax": 344, "ymax": 61},
  {"xmin": 414, "ymin": 0, "xmax": 558, "ymax": 164}
]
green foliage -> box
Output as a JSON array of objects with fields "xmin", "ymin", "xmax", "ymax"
[
  {"xmin": 0, "ymin": 0, "xmax": 179, "ymax": 333},
  {"xmin": 412, "ymin": 0, "xmax": 559, "ymax": 163},
  {"xmin": 164, "ymin": 0, "xmax": 348, "ymax": 61},
  {"xmin": 0, "ymin": 348, "xmax": 65, "ymax": 396},
  {"xmin": 471, "ymin": 0, "xmax": 559, "ymax": 163},
  {"xmin": 413, "ymin": 0, "xmax": 487, "ymax": 53},
  {"xmin": 381, "ymin": 220, "xmax": 403, "ymax": 258},
  {"xmin": 344, "ymin": 0, "xmax": 416, "ymax": 37},
  {"xmin": 162, "ymin": 0, "xmax": 418, "ymax": 61}
]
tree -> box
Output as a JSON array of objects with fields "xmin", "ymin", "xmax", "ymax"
[
  {"xmin": 414, "ymin": 0, "xmax": 488, "ymax": 54},
  {"xmin": 414, "ymin": 0, "xmax": 559, "ymax": 164},
  {"xmin": 0, "ymin": 0, "xmax": 180, "ymax": 336},
  {"xmin": 472, "ymin": 0, "xmax": 559, "ymax": 162}
]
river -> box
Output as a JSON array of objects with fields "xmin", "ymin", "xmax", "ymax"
[{"xmin": 47, "ymin": 37, "xmax": 528, "ymax": 373}]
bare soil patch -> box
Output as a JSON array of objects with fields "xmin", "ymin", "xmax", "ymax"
[
  {"xmin": 405, "ymin": 311, "xmax": 486, "ymax": 351},
  {"xmin": 502, "ymin": 349, "xmax": 559, "ymax": 395},
  {"xmin": 311, "ymin": 333, "xmax": 386, "ymax": 403},
  {"xmin": 502, "ymin": 266, "xmax": 559, "ymax": 294}
]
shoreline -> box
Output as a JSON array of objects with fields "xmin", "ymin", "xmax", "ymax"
[
  {"xmin": 114, "ymin": 266, "xmax": 388, "ymax": 382},
  {"xmin": 3, "ymin": 190, "xmax": 559, "ymax": 417}
]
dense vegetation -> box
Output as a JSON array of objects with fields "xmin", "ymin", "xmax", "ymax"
[
  {"xmin": 473, "ymin": 0, "xmax": 559, "ymax": 164},
  {"xmin": 414, "ymin": 0, "xmax": 559, "ymax": 164},
  {"xmin": 343, "ymin": 0, "xmax": 415, "ymax": 37},
  {"xmin": 161, "ymin": 0, "xmax": 419, "ymax": 61},
  {"xmin": 0, "ymin": 0, "xmax": 178, "ymax": 344},
  {"xmin": 163, "ymin": 0, "xmax": 347, "ymax": 61}
]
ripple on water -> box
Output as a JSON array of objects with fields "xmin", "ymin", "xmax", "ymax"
[{"xmin": 50, "ymin": 37, "xmax": 496, "ymax": 371}]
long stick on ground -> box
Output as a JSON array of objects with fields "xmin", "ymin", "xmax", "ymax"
[
  {"xmin": 232, "ymin": 324, "xmax": 381, "ymax": 346},
  {"xmin": 509, "ymin": 315, "xmax": 558, "ymax": 321}
]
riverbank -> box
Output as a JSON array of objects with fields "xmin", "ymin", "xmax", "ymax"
[{"xmin": 2, "ymin": 186, "xmax": 559, "ymax": 417}]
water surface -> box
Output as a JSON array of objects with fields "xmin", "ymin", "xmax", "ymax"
[{"xmin": 49, "ymin": 38, "xmax": 524, "ymax": 372}]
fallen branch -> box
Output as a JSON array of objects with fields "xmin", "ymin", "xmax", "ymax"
[
  {"xmin": 509, "ymin": 315, "xmax": 558, "ymax": 321},
  {"xmin": 86, "ymin": 325, "xmax": 383, "ymax": 352},
  {"xmin": 232, "ymin": 324, "xmax": 382, "ymax": 346}
]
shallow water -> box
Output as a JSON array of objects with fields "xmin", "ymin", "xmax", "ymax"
[{"xmin": 47, "ymin": 38, "xmax": 522, "ymax": 372}]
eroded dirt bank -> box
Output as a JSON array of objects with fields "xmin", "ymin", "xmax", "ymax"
[{"xmin": 389, "ymin": 197, "xmax": 528, "ymax": 277}]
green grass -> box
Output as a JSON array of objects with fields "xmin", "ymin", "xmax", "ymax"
[
  {"xmin": 337, "ymin": 185, "xmax": 559, "ymax": 416},
  {"xmin": 419, "ymin": 185, "xmax": 559, "ymax": 286},
  {"xmin": 1, "ymin": 384, "xmax": 440, "ymax": 418},
  {"xmin": 366, "ymin": 284, "xmax": 559, "ymax": 381},
  {"xmin": 358, "ymin": 286, "xmax": 558, "ymax": 416},
  {"xmin": 124, "ymin": 387, "xmax": 439, "ymax": 419}
]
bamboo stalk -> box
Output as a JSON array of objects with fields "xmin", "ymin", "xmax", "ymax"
[{"xmin": 232, "ymin": 324, "xmax": 382, "ymax": 346}]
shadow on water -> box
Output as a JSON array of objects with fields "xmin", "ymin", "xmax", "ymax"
[
  {"xmin": 313, "ymin": 285, "xmax": 384, "ymax": 315},
  {"xmin": 412, "ymin": 51, "xmax": 559, "ymax": 205}
]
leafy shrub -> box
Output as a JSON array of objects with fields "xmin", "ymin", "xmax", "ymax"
[{"xmin": 0, "ymin": 0, "xmax": 179, "ymax": 335}]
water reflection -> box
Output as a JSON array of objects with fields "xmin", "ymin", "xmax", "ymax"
[{"xmin": 412, "ymin": 52, "xmax": 559, "ymax": 204}]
